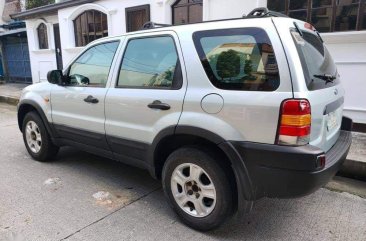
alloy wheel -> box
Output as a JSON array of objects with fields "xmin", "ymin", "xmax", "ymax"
[{"xmin": 171, "ymin": 163, "xmax": 216, "ymax": 218}]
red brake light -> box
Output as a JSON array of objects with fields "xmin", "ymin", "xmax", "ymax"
[{"xmin": 277, "ymin": 99, "xmax": 311, "ymax": 146}]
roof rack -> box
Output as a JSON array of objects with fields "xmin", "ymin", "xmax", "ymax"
[
  {"xmin": 140, "ymin": 22, "xmax": 172, "ymax": 30},
  {"xmin": 244, "ymin": 7, "xmax": 288, "ymax": 18},
  {"xmin": 138, "ymin": 8, "xmax": 287, "ymax": 31}
]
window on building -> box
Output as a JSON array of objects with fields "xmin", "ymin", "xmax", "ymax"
[
  {"xmin": 126, "ymin": 5, "xmax": 150, "ymax": 32},
  {"xmin": 68, "ymin": 41, "xmax": 120, "ymax": 87},
  {"xmin": 117, "ymin": 36, "xmax": 182, "ymax": 89},
  {"xmin": 172, "ymin": 0, "xmax": 203, "ymax": 25},
  {"xmin": 268, "ymin": 0, "xmax": 366, "ymax": 32},
  {"xmin": 73, "ymin": 10, "xmax": 108, "ymax": 47},
  {"xmin": 37, "ymin": 23, "xmax": 48, "ymax": 49},
  {"xmin": 193, "ymin": 28, "xmax": 280, "ymax": 91}
]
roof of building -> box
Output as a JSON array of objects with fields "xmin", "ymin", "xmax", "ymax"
[{"xmin": 10, "ymin": 0, "xmax": 98, "ymax": 20}]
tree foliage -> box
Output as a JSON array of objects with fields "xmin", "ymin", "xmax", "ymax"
[
  {"xmin": 26, "ymin": 0, "xmax": 55, "ymax": 10},
  {"xmin": 215, "ymin": 50, "xmax": 241, "ymax": 79}
]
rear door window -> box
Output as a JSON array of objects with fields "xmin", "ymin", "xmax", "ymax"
[
  {"xmin": 193, "ymin": 28, "xmax": 280, "ymax": 91},
  {"xmin": 117, "ymin": 36, "xmax": 182, "ymax": 89},
  {"xmin": 291, "ymin": 29, "xmax": 339, "ymax": 90}
]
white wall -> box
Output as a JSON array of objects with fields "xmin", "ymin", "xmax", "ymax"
[
  {"xmin": 25, "ymin": 15, "xmax": 59, "ymax": 83},
  {"xmin": 322, "ymin": 32, "xmax": 366, "ymax": 124},
  {"xmin": 58, "ymin": 0, "xmax": 172, "ymax": 66},
  {"xmin": 0, "ymin": 0, "xmax": 5, "ymax": 26},
  {"xmin": 26, "ymin": 0, "xmax": 266, "ymax": 83}
]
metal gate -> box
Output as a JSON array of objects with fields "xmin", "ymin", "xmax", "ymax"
[{"xmin": 3, "ymin": 36, "xmax": 32, "ymax": 83}]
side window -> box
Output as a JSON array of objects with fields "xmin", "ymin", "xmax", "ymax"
[
  {"xmin": 193, "ymin": 28, "xmax": 280, "ymax": 91},
  {"xmin": 37, "ymin": 23, "xmax": 48, "ymax": 49},
  {"xmin": 68, "ymin": 41, "xmax": 119, "ymax": 87},
  {"xmin": 117, "ymin": 36, "xmax": 182, "ymax": 89}
]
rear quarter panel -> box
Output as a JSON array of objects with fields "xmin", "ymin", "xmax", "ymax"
[
  {"xmin": 272, "ymin": 18, "xmax": 345, "ymax": 151},
  {"xmin": 176, "ymin": 18, "xmax": 293, "ymax": 143}
]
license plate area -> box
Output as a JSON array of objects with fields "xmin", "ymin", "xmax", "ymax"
[{"xmin": 327, "ymin": 112, "xmax": 338, "ymax": 132}]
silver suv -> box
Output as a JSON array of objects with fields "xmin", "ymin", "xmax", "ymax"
[{"xmin": 18, "ymin": 8, "xmax": 352, "ymax": 231}]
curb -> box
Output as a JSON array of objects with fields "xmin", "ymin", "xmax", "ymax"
[
  {"xmin": 339, "ymin": 158, "xmax": 366, "ymax": 181},
  {"xmin": 0, "ymin": 96, "xmax": 19, "ymax": 106},
  {"xmin": 326, "ymin": 176, "xmax": 366, "ymax": 199}
]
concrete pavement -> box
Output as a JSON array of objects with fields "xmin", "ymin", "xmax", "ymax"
[
  {"xmin": 0, "ymin": 102, "xmax": 366, "ymax": 241},
  {"xmin": 0, "ymin": 83, "xmax": 28, "ymax": 105}
]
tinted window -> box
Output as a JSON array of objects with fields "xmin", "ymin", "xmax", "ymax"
[
  {"xmin": 193, "ymin": 28, "xmax": 280, "ymax": 91},
  {"xmin": 68, "ymin": 41, "xmax": 119, "ymax": 87},
  {"xmin": 117, "ymin": 36, "xmax": 181, "ymax": 89},
  {"xmin": 291, "ymin": 30, "xmax": 339, "ymax": 90}
]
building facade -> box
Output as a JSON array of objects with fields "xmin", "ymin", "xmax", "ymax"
[
  {"xmin": 11, "ymin": 0, "xmax": 366, "ymax": 124},
  {"xmin": 0, "ymin": 0, "xmax": 32, "ymax": 83}
]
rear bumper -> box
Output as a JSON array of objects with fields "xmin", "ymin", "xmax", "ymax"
[{"xmin": 231, "ymin": 119, "xmax": 352, "ymax": 199}]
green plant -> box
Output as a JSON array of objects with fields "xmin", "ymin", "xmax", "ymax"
[
  {"xmin": 26, "ymin": 0, "xmax": 55, "ymax": 10},
  {"xmin": 216, "ymin": 50, "xmax": 240, "ymax": 79}
]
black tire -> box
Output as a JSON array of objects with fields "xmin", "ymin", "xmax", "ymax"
[
  {"xmin": 162, "ymin": 147, "xmax": 233, "ymax": 231},
  {"xmin": 22, "ymin": 111, "xmax": 59, "ymax": 162}
]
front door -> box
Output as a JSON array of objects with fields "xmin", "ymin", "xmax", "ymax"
[
  {"xmin": 51, "ymin": 41, "xmax": 120, "ymax": 150},
  {"xmin": 105, "ymin": 32, "xmax": 186, "ymax": 166},
  {"xmin": 53, "ymin": 24, "xmax": 63, "ymax": 70}
]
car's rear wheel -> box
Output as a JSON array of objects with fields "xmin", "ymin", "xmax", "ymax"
[
  {"xmin": 22, "ymin": 111, "xmax": 59, "ymax": 162},
  {"xmin": 162, "ymin": 147, "xmax": 233, "ymax": 231}
]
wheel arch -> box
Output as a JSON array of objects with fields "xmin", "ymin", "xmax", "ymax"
[
  {"xmin": 17, "ymin": 100, "xmax": 56, "ymax": 138},
  {"xmin": 149, "ymin": 126, "xmax": 254, "ymax": 214}
]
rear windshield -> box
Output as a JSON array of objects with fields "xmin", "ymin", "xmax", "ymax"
[
  {"xmin": 193, "ymin": 28, "xmax": 280, "ymax": 91},
  {"xmin": 291, "ymin": 29, "xmax": 339, "ymax": 91}
]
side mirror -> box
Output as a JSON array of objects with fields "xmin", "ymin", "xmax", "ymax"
[{"xmin": 47, "ymin": 70, "xmax": 63, "ymax": 85}]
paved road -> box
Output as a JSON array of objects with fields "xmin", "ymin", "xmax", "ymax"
[{"xmin": 0, "ymin": 102, "xmax": 365, "ymax": 241}]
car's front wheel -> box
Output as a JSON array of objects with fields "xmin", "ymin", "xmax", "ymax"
[
  {"xmin": 22, "ymin": 111, "xmax": 59, "ymax": 162},
  {"xmin": 162, "ymin": 147, "xmax": 233, "ymax": 231}
]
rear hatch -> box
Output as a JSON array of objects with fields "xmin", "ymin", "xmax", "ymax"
[{"xmin": 274, "ymin": 18, "xmax": 344, "ymax": 152}]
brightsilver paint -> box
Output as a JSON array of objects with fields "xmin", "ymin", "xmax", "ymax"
[
  {"xmin": 104, "ymin": 31, "xmax": 187, "ymax": 144},
  {"xmin": 272, "ymin": 18, "xmax": 344, "ymax": 151},
  {"xmin": 19, "ymin": 17, "xmax": 345, "ymax": 152}
]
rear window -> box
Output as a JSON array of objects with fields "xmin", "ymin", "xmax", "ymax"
[
  {"xmin": 193, "ymin": 28, "xmax": 280, "ymax": 91},
  {"xmin": 291, "ymin": 29, "xmax": 339, "ymax": 91}
]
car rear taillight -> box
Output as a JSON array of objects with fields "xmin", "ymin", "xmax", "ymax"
[{"xmin": 277, "ymin": 99, "xmax": 311, "ymax": 146}]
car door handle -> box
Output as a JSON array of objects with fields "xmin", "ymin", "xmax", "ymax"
[
  {"xmin": 84, "ymin": 95, "xmax": 99, "ymax": 104},
  {"xmin": 148, "ymin": 100, "xmax": 171, "ymax": 110}
]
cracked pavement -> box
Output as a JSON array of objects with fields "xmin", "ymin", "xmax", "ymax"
[{"xmin": 0, "ymin": 102, "xmax": 366, "ymax": 241}]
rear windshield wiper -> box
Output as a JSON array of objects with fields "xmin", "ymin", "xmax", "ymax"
[{"xmin": 313, "ymin": 74, "xmax": 336, "ymax": 84}]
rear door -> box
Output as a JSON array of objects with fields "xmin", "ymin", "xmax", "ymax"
[
  {"xmin": 104, "ymin": 31, "xmax": 186, "ymax": 166},
  {"xmin": 273, "ymin": 18, "xmax": 344, "ymax": 152}
]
